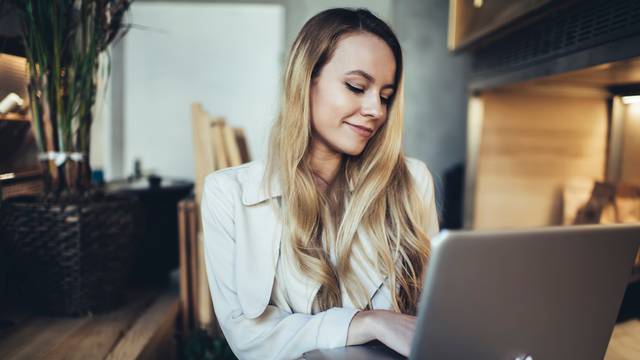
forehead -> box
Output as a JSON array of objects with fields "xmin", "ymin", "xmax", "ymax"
[{"xmin": 323, "ymin": 32, "xmax": 396, "ymax": 86}]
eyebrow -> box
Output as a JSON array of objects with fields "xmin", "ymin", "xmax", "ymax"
[{"xmin": 345, "ymin": 70, "xmax": 395, "ymax": 90}]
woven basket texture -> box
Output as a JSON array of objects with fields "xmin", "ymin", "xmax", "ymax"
[{"xmin": 1, "ymin": 194, "xmax": 135, "ymax": 316}]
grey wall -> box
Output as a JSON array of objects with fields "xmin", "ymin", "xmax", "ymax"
[
  {"xmin": 393, "ymin": 0, "xmax": 470, "ymax": 216},
  {"xmin": 281, "ymin": 0, "xmax": 393, "ymax": 52}
]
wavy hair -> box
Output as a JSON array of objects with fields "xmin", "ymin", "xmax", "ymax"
[{"xmin": 264, "ymin": 8, "xmax": 431, "ymax": 315}]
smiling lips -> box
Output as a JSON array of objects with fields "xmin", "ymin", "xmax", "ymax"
[{"xmin": 345, "ymin": 122, "xmax": 374, "ymax": 138}]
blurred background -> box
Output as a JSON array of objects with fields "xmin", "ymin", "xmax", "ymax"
[
  {"xmin": 0, "ymin": 0, "xmax": 639, "ymax": 359},
  {"xmin": 92, "ymin": 0, "xmax": 469, "ymax": 203}
]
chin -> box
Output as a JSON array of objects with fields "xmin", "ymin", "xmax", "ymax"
[
  {"xmin": 326, "ymin": 134, "xmax": 369, "ymax": 156},
  {"xmin": 338, "ymin": 143, "xmax": 366, "ymax": 156}
]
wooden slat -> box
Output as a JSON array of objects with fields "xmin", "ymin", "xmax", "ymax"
[
  {"xmin": 621, "ymin": 104, "xmax": 640, "ymax": 184},
  {"xmin": 0, "ymin": 286, "xmax": 178, "ymax": 360},
  {"xmin": 177, "ymin": 200, "xmax": 192, "ymax": 334},
  {"xmin": 41, "ymin": 292, "xmax": 157, "ymax": 360},
  {"xmin": 210, "ymin": 118, "xmax": 228, "ymax": 170},
  {"xmin": 136, "ymin": 307, "xmax": 178, "ymax": 360},
  {"xmin": 104, "ymin": 291, "xmax": 179, "ymax": 360},
  {"xmin": 191, "ymin": 103, "xmax": 215, "ymax": 206},
  {"xmin": 187, "ymin": 104, "xmax": 250, "ymax": 337},
  {"xmin": 187, "ymin": 200, "xmax": 200, "ymax": 332},
  {"xmin": 0, "ymin": 318, "xmax": 92, "ymax": 360},
  {"xmin": 194, "ymin": 231, "xmax": 213, "ymax": 330},
  {"xmin": 0, "ymin": 53, "xmax": 29, "ymax": 100},
  {"xmin": 0, "ymin": 114, "xmax": 30, "ymax": 122},
  {"xmin": 234, "ymin": 127, "xmax": 251, "ymax": 163},
  {"xmin": 184, "ymin": 197, "xmax": 223, "ymax": 337},
  {"xmin": 222, "ymin": 123, "xmax": 242, "ymax": 167}
]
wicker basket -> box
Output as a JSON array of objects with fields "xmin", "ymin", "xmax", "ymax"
[{"xmin": 1, "ymin": 192, "xmax": 136, "ymax": 316}]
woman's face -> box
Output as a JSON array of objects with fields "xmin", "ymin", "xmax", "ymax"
[{"xmin": 310, "ymin": 32, "xmax": 396, "ymax": 157}]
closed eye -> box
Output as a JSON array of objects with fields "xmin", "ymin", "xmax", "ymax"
[
  {"xmin": 345, "ymin": 82, "xmax": 364, "ymax": 93},
  {"xmin": 346, "ymin": 82, "xmax": 391, "ymax": 106}
]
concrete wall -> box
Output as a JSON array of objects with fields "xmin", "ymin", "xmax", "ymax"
[
  {"xmin": 281, "ymin": 0, "xmax": 393, "ymax": 52},
  {"xmin": 393, "ymin": 0, "xmax": 470, "ymax": 215}
]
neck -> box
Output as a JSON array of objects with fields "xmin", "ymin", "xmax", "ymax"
[{"xmin": 309, "ymin": 138, "xmax": 342, "ymax": 191}]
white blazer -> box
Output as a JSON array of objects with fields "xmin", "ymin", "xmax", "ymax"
[{"xmin": 200, "ymin": 157, "xmax": 439, "ymax": 360}]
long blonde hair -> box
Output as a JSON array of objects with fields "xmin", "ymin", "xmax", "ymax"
[{"xmin": 264, "ymin": 8, "xmax": 431, "ymax": 315}]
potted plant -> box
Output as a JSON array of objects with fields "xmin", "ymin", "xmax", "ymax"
[{"xmin": 0, "ymin": 0, "xmax": 136, "ymax": 316}]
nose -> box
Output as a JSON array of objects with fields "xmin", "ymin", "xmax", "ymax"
[{"xmin": 361, "ymin": 91, "xmax": 384, "ymax": 119}]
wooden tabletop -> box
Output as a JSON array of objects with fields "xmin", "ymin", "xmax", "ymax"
[
  {"xmin": 605, "ymin": 319, "xmax": 640, "ymax": 360},
  {"xmin": 0, "ymin": 280, "xmax": 179, "ymax": 360}
]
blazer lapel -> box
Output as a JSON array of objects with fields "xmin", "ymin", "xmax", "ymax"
[
  {"xmin": 235, "ymin": 161, "xmax": 283, "ymax": 318},
  {"xmin": 356, "ymin": 227, "xmax": 388, "ymax": 306}
]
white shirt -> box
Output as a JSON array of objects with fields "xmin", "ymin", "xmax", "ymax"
[{"xmin": 200, "ymin": 157, "xmax": 439, "ymax": 360}]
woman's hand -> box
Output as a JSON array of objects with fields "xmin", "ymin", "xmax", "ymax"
[
  {"xmin": 346, "ymin": 309, "xmax": 417, "ymax": 357},
  {"xmin": 369, "ymin": 310, "xmax": 417, "ymax": 356}
]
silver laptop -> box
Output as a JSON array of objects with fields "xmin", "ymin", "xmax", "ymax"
[{"xmin": 304, "ymin": 224, "xmax": 640, "ymax": 360}]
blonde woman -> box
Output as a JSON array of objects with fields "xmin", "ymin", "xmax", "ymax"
[{"xmin": 201, "ymin": 8, "xmax": 439, "ymax": 360}]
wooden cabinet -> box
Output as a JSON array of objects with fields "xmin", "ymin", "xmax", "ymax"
[{"xmin": 448, "ymin": 0, "xmax": 556, "ymax": 51}]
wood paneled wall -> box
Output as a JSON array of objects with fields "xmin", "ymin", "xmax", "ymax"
[
  {"xmin": 471, "ymin": 90, "xmax": 608, "ymax": 229},
  {"xmin": 0, "ymin": 53, "xmax": 28, "ymax": 100},
  {"xmin": 621, "ymin": 104, "xmax": 640, "ymax": 184}
]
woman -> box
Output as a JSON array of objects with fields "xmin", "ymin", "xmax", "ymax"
[{"xmin": 201, "ymin": 8, "xmax": 439, "ymax": 360}]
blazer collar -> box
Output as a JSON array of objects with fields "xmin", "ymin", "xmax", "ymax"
[
  {"xmin": 239, "ymin": 160, "xmax": 282, "ymax": 206},
  {"xmin": 238, "ymin": 159, "xmax": 356, "ymax": 206}
]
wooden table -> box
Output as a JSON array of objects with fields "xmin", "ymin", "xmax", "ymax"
[
  {"xmin": 606, "ymin": 319, "xmax": 640, "ymax": 360},
  {"xmin": 0, "ymin": 280, "xmax": 179, "ymax": 360}
]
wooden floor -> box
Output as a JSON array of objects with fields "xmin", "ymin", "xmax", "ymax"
[
  {"xmin": 605, "ymin": 319, "xmax": 640, "ymax": 360},
  {"xmin": 0, "ymin": 283, "xmax": 179, "ymax": 360}
]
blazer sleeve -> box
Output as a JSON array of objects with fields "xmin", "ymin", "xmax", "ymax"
[{"xmin": 200, "ymin": 175, "xmax": 359, "ymax": 360}]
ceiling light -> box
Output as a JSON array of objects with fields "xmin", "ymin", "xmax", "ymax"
[{"xmin": 621, "ymin": 95, "xmax": 640, "ymax": 105}]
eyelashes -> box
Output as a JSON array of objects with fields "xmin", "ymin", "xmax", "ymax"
[
  {"xmin": 345, "ymin": 82, "xmax": 390, "ymax": 105},
  {"xmin": 345, "ymin": 82, "xmax": 364, "ymax": 93}
]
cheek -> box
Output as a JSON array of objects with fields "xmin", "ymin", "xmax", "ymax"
[
  {"xmin": 309, "ymin": 82, "xmax": 371, "ymax": 155},
  {"xmin": 311, "ymin": 84, "xmax": 358, "ymax": 129}
]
